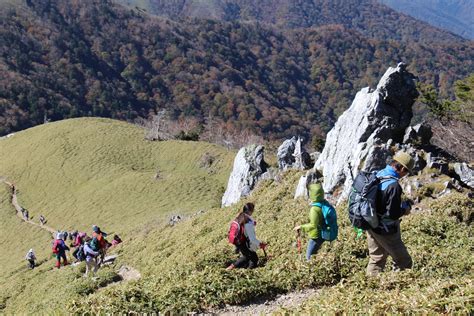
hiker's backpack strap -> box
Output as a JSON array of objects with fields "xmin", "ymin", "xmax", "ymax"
[{"xmin": 377, "ymin": 175, "xmax": 399, "ymax": 191}]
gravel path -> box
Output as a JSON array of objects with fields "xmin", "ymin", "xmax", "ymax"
[
  {"xmin": 2, "ymin": 179, "xmax": 141, "ymax": 285},
  {"xmin": 212, "ymin": 288, "xmax": 319, "ymax": 315},
  {"xmin": 3, "ymin": 180, "xmax": 56, "ymax": 236}
]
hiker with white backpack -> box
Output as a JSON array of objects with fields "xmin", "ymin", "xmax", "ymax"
[
  {"xmin": 294, "ymin": 183, "xmax": 338, "ymax": 261},
  {"xmin": 348, "ymin": 151, "xmax": 414, "ymax": 276},
  {"xmin": 226, "ymin": 202, "xmax": 267, "ymax": 270},
  {"xmin": 25, "ymin": 249, "xmax": 36, "ymax": 269}
]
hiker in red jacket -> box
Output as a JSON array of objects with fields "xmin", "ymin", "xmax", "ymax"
[
  {"xmin": 52, "ymin": 232, "xmax": 69, "ymax": 268},
  {"xmin": 226, "ymin": 203, "xmax": 267, "ymax": 270}
]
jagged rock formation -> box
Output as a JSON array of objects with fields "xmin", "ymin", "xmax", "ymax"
[
  {"xmin": 454, "ymin": 163, "xmax": 474, "ymax": 189},
  {"xmin": 277, "ymin": 137, "xmax": 297, "ymax": 170},
  {"xmin": 426, "ymin": 153, "xmax": 449, "ymax": 174},
  {"xmin": 294, "ymin": 170, "xmax": 322, "ymax": 199},
  {"xmin": 222, "ymin": 144, "xmax": 268, "ymax": 207},
  {"xmin": 403, "ymin": 123, "xmax": 432, "ymax": 145},
  {"xmin": 314, "ymin": 63, "xmax": 418, "ymax": 198},
  {"xmin": 278, "ymin": 137, "xmax": 311, "ymax": 170}
]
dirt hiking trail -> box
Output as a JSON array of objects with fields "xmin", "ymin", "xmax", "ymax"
[{"xmin": 2, "ymin": 178, "xmax": 141, "ymax": 284}]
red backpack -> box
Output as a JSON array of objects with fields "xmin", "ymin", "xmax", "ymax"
[
  {"xmin": 228, "ymin": 220, "xmax": 246, "ymax": 245},
  {"xmin": 52, "ymin": 239, "xmax": 60, "ymax": 254}
]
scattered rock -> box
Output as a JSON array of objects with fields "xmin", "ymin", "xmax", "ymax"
[
  {"xmin": 315, "ymin": 63, "xmax": 418, "ymax": 200},
  {"xmin": 168, "ymin": 215, "xmax": 184, "ymax": 226},
  {"xmin": 199, "ymin": 152, "xmax": 215, "ymax": 169},
  {"xmin": 117, "ymin": 265, "xmax": 141, "ymax": 281},
  {"xmin": 426, "ymin": 153, "xmax": 449, "ymax": 174},
  {"xmin": 154, "ymin": 169, "xmax": 161, "ymax": 180},
  {"xmin": 412, "ymin": 151, "xmax": 427, "ymax": 174},
  {"xmin": 260, "ymin": 167, "xmax": 280, "ymax": 182},
  {"xmin": 222, "ymin": 144, "xmax": 268, "ymax": 207},
  {"xmin": 453, "ymin": 163, "xmax": 474, "ymax": 189},
  {"xmin": 403, "ymin": 123, "xmax": 432, "ymax": 145},
  {"xmin": 444, "ymin": 179, "xmax": 463, "ymax": 192}
]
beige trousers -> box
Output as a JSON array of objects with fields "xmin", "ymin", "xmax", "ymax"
[{"xmin": 366, "ymin": 226, "xmax": 412, "ymax": 276}]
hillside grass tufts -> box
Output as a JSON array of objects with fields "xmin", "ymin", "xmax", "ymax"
[{"xmin": 67, "ymin": 173, "xmax": 473, "ymax": 314}]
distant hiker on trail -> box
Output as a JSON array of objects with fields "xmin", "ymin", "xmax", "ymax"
[
  {"xmin": 353, "ymin": 152, "xmax": 415, "ymax": 276},
  {"xmin": 39, "ymin": 215, "xmax": 46, "ymax": 225},
  {"xmin": 83, "ymin": 237, "xmax": 100, "ymax": 277},
  {"xmin": 111, "ymin": 234, "xmax": 122, "ymax": 246},
  {"xmin": 294, "ymin": 183, "xmax": 338, "ymax": 261},
  {"xmin": 25, "ymin": 249, "xmax": 36, "ymax": 269},
  {"xmin": 52, "ymin": 232, "xmax": 70, "ymax": 268},
  {"xmin": 226, "ymin": 202, "xmax": 267, "ymax": 270},
  {"xmin": 22, "ymin": 208, "xmax": 29, "ymax": 221}
]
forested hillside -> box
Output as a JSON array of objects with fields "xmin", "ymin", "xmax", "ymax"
[{"xmin": 0, "ymin": 0, "xmax": 473, "ymax": 140}]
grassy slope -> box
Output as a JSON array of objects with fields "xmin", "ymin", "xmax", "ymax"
[
  {"xmin": 67, "ymin": 173, "xmax": 473, "ymax": 314},
  {"xmin": 0, "ymin": 118, "xmax": 472, "ymax": 313},
  {"xmin": 0, "ymin": 118, "xmax": 234, "ymax": 313},
  {"xmin": 0, "ymin": 118, "xmax": 234, "ymax": 234}
]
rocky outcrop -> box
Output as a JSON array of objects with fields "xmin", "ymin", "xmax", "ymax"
[
  {"xmin": 277, "ymin": 137, "xmax": 297, "ymax": 170},
  {"xmin": 277, "ymin": 137, "xmax": 312, "ymax": 170},
  {"xmin": 222, "ymin": 144, "xmax": 268, "ymax": 207},
  {"xmin": 314, "ymin": 63, "xmax": 418, "ymax": 198},
  {"xmin": 294, "ymin": 170, "xmax": 321, "ymax": 199},
  {"xmin": 453, "ymin": 163, "xmax": 474, "ymax": 189},
  {"xmin": 403, "ymin": 123, "xmax": 432, "ymax": 145},
  {"xmin": 426, "ymin": 153, "xmax": 449, "ymax": 174}
]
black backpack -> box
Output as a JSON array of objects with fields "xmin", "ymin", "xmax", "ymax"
[{"xmin": 348, "ymin": 171, "xmax": 397, "ymax": 230}]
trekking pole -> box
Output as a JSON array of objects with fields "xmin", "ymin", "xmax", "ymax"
[{"xmin": 296, "ymin": 229, "xmax": 303, "ymax": 261}]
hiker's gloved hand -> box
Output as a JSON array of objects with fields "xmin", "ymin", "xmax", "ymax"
[
  {"xmin": 259, "ymin": 242, "xmax": 267, "ymax": 250},
  {"xmin": 401, "ymin": 201, "xmax": 412, "ymax": 215}
]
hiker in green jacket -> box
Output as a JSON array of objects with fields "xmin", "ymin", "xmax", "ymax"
[{"xmin": 294, "ymin": 183, "xmax": 325, "ymax": 261}]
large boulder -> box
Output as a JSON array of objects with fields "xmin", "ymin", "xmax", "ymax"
[
  {"xmin": 314, "ymin": 63, "xmax": 418, "ymax": 199},
  {"xmin": 453, "ymin": 163, "xmax": 474, "ymax": 189},
  {"xmin": 277, "ymin": 137, "xmax": 297, "ymax": 170},
  {"xmin": 222, "ymin": 144, "xmax": 268, "ymax": 207}
]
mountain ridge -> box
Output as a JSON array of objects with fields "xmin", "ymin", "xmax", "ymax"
[
  {"xmin": 380, "ymin": 0, "xmax": 474, "ymax": 40},
  {"xmin": 117, "ymin": 0, "xmax": 470, "ymax": 43},
  {"xmin": 0, "ymin": 0, "xmax": 473, "ymax": 141}
]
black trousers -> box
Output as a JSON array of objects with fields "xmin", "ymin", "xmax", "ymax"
[
  {"xmin": 234, "ymin": 243, "xmax": 258, "ymax": 269},
  {"xmin": 28, "ymin": 259, "xmax": 35, "ymax": 269}
]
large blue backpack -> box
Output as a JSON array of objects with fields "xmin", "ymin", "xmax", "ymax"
[{"xmin": 312, "ymin": 201, "xmax": 338, "ymax": 241}]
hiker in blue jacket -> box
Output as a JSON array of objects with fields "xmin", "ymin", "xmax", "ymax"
[{"xmin": 366, "ymin": 151, "xmax": 414, "ymax": 276}]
